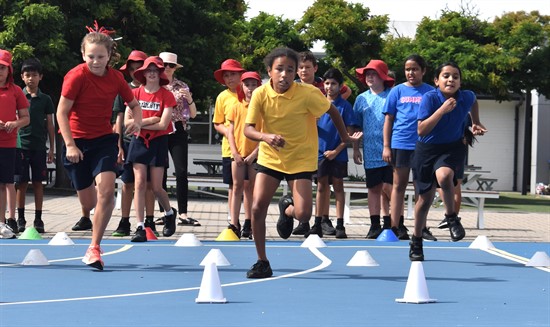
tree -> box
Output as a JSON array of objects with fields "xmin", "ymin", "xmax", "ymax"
[
  {"xmin": 296, "ymin": 0, "xmax": 389, "ymax": 91},
  {"xmin": 235, "ymin": 12, "xmax": 309, "ymax": 74}
]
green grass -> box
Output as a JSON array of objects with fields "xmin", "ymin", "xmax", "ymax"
[{"xmin": 484, "ymin": 192, "xmax": 550, "ymax": 213}]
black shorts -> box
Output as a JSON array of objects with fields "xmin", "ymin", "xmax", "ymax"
[
  {"xmin": 63, "ymin": 133, "xmax": 119, "ymax": 191},
  {"xmin": 391, "ymin": 149, "xmax": 414, "ymax": 168},
  {"xmin": 119, "ymin": 140, "xmax": 134, "ymax": 184},
  {"xmin": 0, "ymin": 148, "xmax": 16, "ymax": 183},
  {"xmin": 412, "ymin": 140, "xmax": 465, "ymax": 194},
  {"xmin": 15, "ymin": 149, "xmax": 47, "ymax": 183},
  {"xmin": 364, "ymin": 165, "xmax": 393, "ymax": 188},
  {"xmin": 255, "ymin": 163, "xmax": 314, "ymax": 182},
  {"xmin": 222, "ymin": 157, "xmax": 233, "ymax": 185},
  {"xmin": 126, "ymin": 135, "xmax": 169, "ymax": 167},
  {"xmin": 317, "ymin": 158, "xmax": 348, "ymax": 179}
]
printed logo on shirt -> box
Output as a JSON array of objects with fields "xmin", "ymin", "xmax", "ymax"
[
  {"xmin": 399, "ymin": 96, "xmax": 422, "ymax": 104},
  {"xmin": 139, "ymin": 100, "xmax": 161, "ymax": 111}
]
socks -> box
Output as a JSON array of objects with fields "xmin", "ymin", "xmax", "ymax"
[
  {"xmin": 35, "ymin": 210, "xmax": 42, "ymax": 222},
  {"xmin": 336, "ymin": 218, "xmax": 344, "ymax": 228},
  {"xmin": 17, "ymin": 208, "xmax": 25, "ymax": 220},
  {"xmin": 314, "ymin": 216, "xmax": 322, "ymax": 225},
  {"xmin": 164, "ymin": 208, "xmax": 173, "ymax": 216},
  {"xmin": 137, "ymin": 222, "xmax": 145, "ymax": 229}
]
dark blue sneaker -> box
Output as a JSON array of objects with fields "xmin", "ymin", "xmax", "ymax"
[
  {"xmin": 162, "ymin": 208, "xmax": 177, "ymax": 237},
  {"xmin": 277, "ymin": 195, "xmax": 294, "ymax": 239},
  {"xmin": 246, "ymin": 260, "xmax": 273, "ymax": 279}
]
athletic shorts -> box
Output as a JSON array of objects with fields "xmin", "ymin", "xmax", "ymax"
[
  {"xmin": 364, "ymin": 165, "xmax": 393, "ymax": 188},
  {"xmin": 222, "ymin": 157, "xmax": 233, "ymax": 185},
  {"xmin": 391, "ymin": 149, "xmax": 414, "ymax": 168},
  {"xmin": 412, "ymin": 140, "xmax": 465, "ymax": 194},
  {"xmin": 14, "ymin": 149, "xmax": 47, "ymax": 183},
  {"xmin": 0, "ymin": 148, "xmax": 16, "ymax": 183},
  {"xmin": 126, "ymin": 134, "xmax": 169, "ymax": 168},
  {"xmin": 63, "ymin": 133, "xmax": 118, "ymax": 191},
  {"xmin": 255, "ymin": 163, "xmax": 314, "ymax": 182},
  {"xmin": 317, "ymin": 158, "xmax": 348, "ymax": 179}
]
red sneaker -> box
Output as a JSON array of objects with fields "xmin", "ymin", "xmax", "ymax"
[{"xmin": 82, "ymin": 245, "xmax": 104, "ymax": 270}]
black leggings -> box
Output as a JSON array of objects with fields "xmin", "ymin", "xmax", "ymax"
[{"xmin": 166, "ymin": 128, "xmax": 189, "ymax": 214}]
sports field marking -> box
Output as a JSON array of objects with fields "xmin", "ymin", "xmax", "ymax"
[
  {"xmin": 0, "ymin": 247, "xmax": 331, "ymax": 306},
  {"xmin": 486, "ymin": 248, "xmax": 550, "ymax": 273},
  {"xmin": 0, "ymin": 245, "xmax": 133, "ymax": 267}
]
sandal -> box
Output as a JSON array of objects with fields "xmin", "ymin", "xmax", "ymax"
[{"xmin": 178, "ymin": 217, "xmax": 201, "ymax": 226}]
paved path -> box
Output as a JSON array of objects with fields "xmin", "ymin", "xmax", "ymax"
[{"xmin": 13, "ymin": 191, "xmax": 549, "ymax": 243}]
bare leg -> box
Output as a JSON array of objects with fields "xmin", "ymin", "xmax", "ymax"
[
  {"xmin": 413, "ymin": 185, "xmax": 437, "ymax": 237},
  {"xmin": 251, "ymin": 173, "xmax": 280, "ymax": 261},
  {"xmin": 390, "ymin": 167, "xmax": 410, "ymax": 228},
  {"xmin": 85, "ymin": 172, "xmax": 116, "ymax": 246}
]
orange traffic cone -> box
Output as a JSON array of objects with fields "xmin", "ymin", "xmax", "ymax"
[{"xmin": 145, "ymin": 227, "xmax": 158, "ymax": 240}]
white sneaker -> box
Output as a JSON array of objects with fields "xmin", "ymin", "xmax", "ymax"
[{"xmin": 0, "ymin": 223, "xmax": 15, "ymax": 239}]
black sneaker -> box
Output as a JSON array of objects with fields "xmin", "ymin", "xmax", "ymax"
[
  {"xmin": 112, "ymin": 219, "xmax": 131, "ymax": 237},
  {"xmin": 292, "ymin": 222, "xmax": 310, "ymax": 235},
  {"xmin": 241, "ymin": 220, "xmax": 252, "ymax": 239},
  {"xmin": 72, "ymin": 216, "xmax": 92, "ymax": 231},
  {"xmin": 409, "ymin": 235, "xmax": 424, "ymax": 261},
  {"xmin": 17, "ymin": 218, "xmax": 26, "ymax": 233},
  {"xmin": 422, "ymin": 227, "xmax": 437, "ymax": 241},
  {"xmin": 447, "ymin": 214, "xmax": 465, "ymax": 242},
  {"xmin": 246, "ymin": 260, "xmax": 273, "ymax": 279},
  {"xmin": 33, "ymin": 219, "xmax": 45, "ymax": 233},
  {"xmin": 437, "ymin": 217, "xmax": 449, "ymax": 229},
  {"xmin": 321, "ymin": 218, "xmax": 336, "ymax": 235},
  {"xmin": 366, "ymin": 224, "xmax": 382, "ymax": 239},
  {"xmin": 6, "ymin": 219, "xmax": 18, "ymax": 234},
  {"xmin": 276, "ymin": 195, "xmax": 294, "ymax": 239},
  {"xmin": 335, "ymin": 225, "xmax": 347, "ymax": 239},
  {"xmin": 305, "ymin": 223, "xmax": 323, "ymax": 238},
  {"xmin": 397, "ymin": 224, "xmax": 410, "ymax": 240},
  {"xmin": 228, "ymin": 223, "xmax": 241, "ymax": 239},
  {"xmin": 145, "ymin": 217, "xmax": 159, "ymax": 237},
  {"xmin": 131, "ymin": 226, "xmax": 147, "ymax": 242},
  {"xmin": 162, "ymin": 208, "xmax": 177, "ymax": 237}
]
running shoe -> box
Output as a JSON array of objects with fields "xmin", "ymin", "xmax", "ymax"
[
  {"xmin": 246, "ymin": 260, "xmax": 273, "ymax": 279},
  {"xmin": 6, "ymin": 218, "xmax": 18, "ymax": 234},
  {"xmin": 422, "ymin": 227, "xmax": 438, "ymax": 241},
  {"xmin": 335, "ymin": 225, "xmax": 347, "ymax": 239},
  {"xmin": 112, "ymin": 218, "xmax": 131, "ymax": 237},
  {"xmin": 305, "ymin": 223, "xmax": 323, "ymax": 238},
  {"xmin": 33, "ymin": 219, "xmax": 45, "ymax": 233},
  {"xmin": 82, "ymin": 245, "xmax": 104, "ymax": 270},
  {"xmin": 72, "ymin": 216, "xmax": 92, "ymax": 231},
  {"xmin": 241, "ymin": 219, "xmax": 252, "ymax": 239},
  {"xmin": 409, "ymin": 236, "xmax": 424, "ymax": 261},
  {"xmin": 276, "ymin": 195, "xmax": 294, "ymax": 239},
  {"xmin": 228, "ymin": 223, "xmax": 241, "ymax": 239},
  {"xmin": 321, "ymin": 218, "xmax": 336, "ymax": 235},
  {"xmin": 17, "ymin": 217, "xmax": 26, "ymax": 233},
  {"xmin": 162, "ymin": 208, "xmax": 177, "ymax": 237},
  {"xmin": 145, "ymin": 217, "xmax": 159, "ymax": 237},
  {"xmin": 131, "ymin": 226, "xmax": 147, "ymax": 242},
  {"xmin": 0, "ymin": 223, "xmax": 16, "ymax": 239},
  {"xmin": 292, "ymin": 222, "xmax": 310, "ymax": 235}
]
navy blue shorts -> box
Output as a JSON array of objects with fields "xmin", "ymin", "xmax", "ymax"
[
  {"xmin": 412, "ymin": 140, "xmax": 465, "ymax": 194},
  {"xmin": 14, "ymin": 149, "xmax": 47, "ymax": 183},
  {"xmin": 119, "ymin": 140, "xmax": 135, "ymax": 184},
  {"xmin": 364, "ymin": 165, "xmax": 393, "ymax": 188},
  {"xmin": 222, "ymin": 157, "xmax": 233, "ymax": 185},
  {"xmin": 255, "ymin": 163, "xmax": 314, "ymax": 182},
  {"xmin": 126, "ymin": 135, "xmax": 169, "ymax": 167},
  {"xmin": 391, "ymin": 149, "xmax": 414, "ymax": 168},
  {"xmin": 0, "ymin": 148, "xmax": 16, "ymax": 183},
  {"xmin": 63, "ymin": 133, "xmax": 119, "ymax": 191},
  {"xmin": 317, "ymin": 158, "xmax": 348, "ymax": 179}
]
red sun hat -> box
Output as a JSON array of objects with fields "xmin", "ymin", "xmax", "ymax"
[
  {"xmin": 356, "ymin": 59, "xmax": 395, "ymax": 87},
  {"xmin": 120, "ymin": 50, "xmax": 148, "ymax": 74},
  {"xmin": 237, "ymin": 71, "xmax": 262, "ymax": 102},
  {"xmin": 214, "ymin": 59, "xmax": 245, "ymax": 85},
  {"xmin": 133, "ymin": 56, "xmax": 170, "ymax": 86},
  {"xmin": 0, "ymin": 49, "xmax": 14, "ymax": 83}
]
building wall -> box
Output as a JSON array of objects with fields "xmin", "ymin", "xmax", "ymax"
[{"xmin": 530, "ymin": 92, "xmax": 550, "ymax": 192}]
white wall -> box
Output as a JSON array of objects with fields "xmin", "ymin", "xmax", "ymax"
[{"xmin": 530, "ymin": 92, "xmax": 550, "ymax": 192}]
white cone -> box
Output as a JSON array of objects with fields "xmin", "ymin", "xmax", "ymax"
[
  {"xmin": 396, "ymin": 262, "xmax": 436, "ymax": 303},
  {"xmin": 48, "ymin": 232, "xmax": 75, "ymax": 245},
  {"xmin": 175, "ymin": 233, "xmax": 203, "ymax": 247},
  {"xmin": 200, "ymin": 249, "xmax": 231, "ymax": 267},
  {"xmin": 300, "ymin": 234, "xmax": 327, "ymax": 248},
  {"xmin": 469, "ymin": 235, "xmax": 495, "ymax": 250},
  {"xmin": 347, "ymin": 250, "xmax": 379, "ymax": 267},
  {"xmin": 195, "ymin": 262, "xmax": 227, "ymax": 303},
  {"xmin": 526, "ymin": 251, "xmax": 550, "ymax": 267},
  {"xmin": 21, "ymin": 249, "xmax": 50, "ymax": 266}
]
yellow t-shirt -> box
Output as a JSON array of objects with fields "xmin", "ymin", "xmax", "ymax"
[
  {"xmin": 212, "ymin": 89, "xmax": 239, "ymax": 158},
  {"xmin": 228, "ymin": 101, "xmax": 263, "ymax": 158},
  {"xmin": 246, "ymin": 81, "xmax": 330, "ymax": 174}
]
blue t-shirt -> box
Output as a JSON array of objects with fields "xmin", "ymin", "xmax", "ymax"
[
  {"xmin": 353, "ymin": 88, "xmax": 391, "ymax": 169},
  {"xmin": 418, "ymin": 89, "xmax": 476, "ymax": 144},
  {"xmin": 317, "ymin": 95, "xmax": 356, "ymax": 162},
  {"xmin": 382, "ymin": 83, "xmax": 434, "ymax": 150}
]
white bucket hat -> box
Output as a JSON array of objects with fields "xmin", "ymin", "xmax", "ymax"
[{"xmin": 159, "ymin": 52, "xmax": 183, "ymax": 68}]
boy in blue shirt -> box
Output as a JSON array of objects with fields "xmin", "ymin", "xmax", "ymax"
[{"xmin": 308, "ymin": 68, "xmax": 356, "ymax": 239}]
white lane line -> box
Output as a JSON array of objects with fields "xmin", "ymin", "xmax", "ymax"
[
  {"xmin": 485, "ymin": 248, "xmax": 550, "ymax": 272},
  {"xmin": 0, "ymin": 247, "xmax": 331, "ymax": 306},
  {"xmin": 0, "ymin": 245, "xmax": 133, "ymax": 267}
]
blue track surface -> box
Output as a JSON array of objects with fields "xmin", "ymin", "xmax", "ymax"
[{"xmin": 1, "ymin": 239, "xmax": 549, "ymax": 326}]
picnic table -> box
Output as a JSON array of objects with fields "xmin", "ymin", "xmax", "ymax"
[{"xmin": 192, "ymin": 158, "xmax": 223, "ymax": 176}]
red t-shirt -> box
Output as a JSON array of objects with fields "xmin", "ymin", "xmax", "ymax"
[
  {"xmin": 0, "ymin": 83, "xmax": 30, "ymax": 147},
  {"xmin": 133, "ymin": 86, "xmax": 177, "ymax": 141},
  {"xmin": 61, "ymin": 63, "xmax": 134, "ymax": 139}
]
